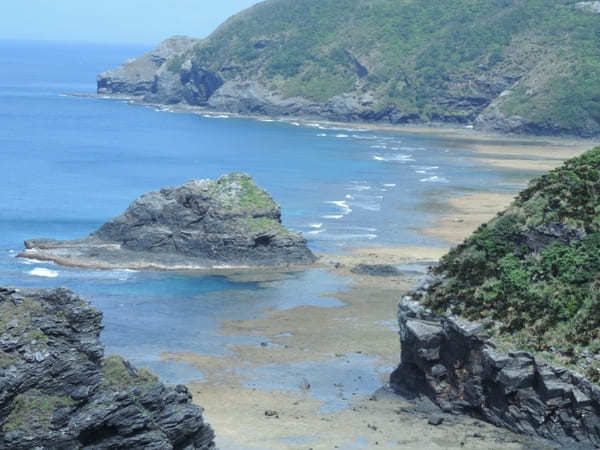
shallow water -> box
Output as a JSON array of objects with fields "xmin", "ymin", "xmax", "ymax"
[{"xmin": 0, "ymin": 40, "xmax": 540, "ymax": 386}]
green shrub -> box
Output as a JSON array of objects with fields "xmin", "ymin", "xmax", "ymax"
[{"xmin": 427, "ymin": 147, "xmax": 600, "ymax": 355}]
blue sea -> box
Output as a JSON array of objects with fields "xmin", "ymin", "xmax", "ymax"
[{"xmin": 0, "ymin": 40, "xmax": 537, "ymax": 384}]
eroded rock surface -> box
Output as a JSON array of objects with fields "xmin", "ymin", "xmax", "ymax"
[
  {"xmin": 0, "ymin": 287, "xmax": 215, "ymax": 449},
  {"xmin": 390, "ymin": 278, "xmax": 600, "ymax": 448},
  {"xmin": 20, "ymin": 173, "xmax": 316, "ymax": 270}
]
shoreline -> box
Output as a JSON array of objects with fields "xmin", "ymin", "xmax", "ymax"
[
  {"xmin": 16, "ymin": 249, "xmax": 316, "ymax": 274},
  {"xmin": 71, "ymin": 93, "xmax": 599, "ymax": 146}
]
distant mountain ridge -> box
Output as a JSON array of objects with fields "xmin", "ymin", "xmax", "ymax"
[{"xmin": 98, "ymin": 0, "xmax": 600, "ymax": 137}]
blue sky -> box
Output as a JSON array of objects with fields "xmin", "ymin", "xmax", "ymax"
[{"xmin": 2, "ymin": 1, "xmax": 261, "ymax": 45}]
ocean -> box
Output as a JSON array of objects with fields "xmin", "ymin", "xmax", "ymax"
[{"xmin": 0, "ymin": 40, "xmax": 536, "ymax": 383}]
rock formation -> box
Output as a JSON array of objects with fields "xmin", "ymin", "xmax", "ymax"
[
  {"xmin": 391, "ymin": 148, "xmax": 600, "ymax": 448},
  {"xmin": 391, "ymin": 281, "xmax": 600, "ymax": 448},
  {"xmin": 19, "ymin": 173, "xmax": 316, "ymax": 270},
  {"xmin": 0, "ymin": 286, "xmax": 215, "ymax": 449}
]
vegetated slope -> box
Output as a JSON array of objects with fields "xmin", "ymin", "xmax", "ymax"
[
  {"xmin": 425, "ymin": 146, "xmax": 600, "ymax": 378},
  {"xmin": 100, "ymin": 0, "xmax": 600, "ymax": 136}
]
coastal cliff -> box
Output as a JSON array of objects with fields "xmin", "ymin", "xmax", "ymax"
[
  {"xmin": 0, "ymin": 287, "xmax": 215, "ymax": 449},
  {"xmin": 97, "ymin": 0, "xmax": 600, "ymax": 137},
  {"xmin": 391, "ymin": 147, "xmax": 600, "ymax": 447},
  {"xmin": 20, "ymin": 173, "xmax": 316, "ymax": 270}
]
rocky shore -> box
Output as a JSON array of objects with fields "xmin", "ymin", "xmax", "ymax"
[
  {"xmin": 19, "ymin": 173, "xmax": 316, "ymax": 270},
  {"xmin": 0, "ymin": 286, "xmax": 215, "ymax": 449},
  {"xmin": 390, "ymin": 275, "xmax": 600, "ymax": 449}
]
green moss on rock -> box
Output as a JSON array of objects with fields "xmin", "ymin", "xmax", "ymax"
[
  {"xmin": 0, "ymin": 351, "xmax": 15, "ymax": 369},
  {"xmin": 102, "ymin": 355, "xmax": 158, "ymax": 391},
  {"xmin": 3, "ymin": 391, "xmax": 75, "ymax": 433},
  {"xmin": 238, "ymin": 217, "xmax": 287, "ymax": 235}
]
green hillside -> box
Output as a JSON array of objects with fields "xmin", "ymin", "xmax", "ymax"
[
  {"xmin": 191, "ymin": 0, "xmax": 600, "ymax": 135},
  {"xmin": 424, "ymin": 147, "xmax": 600, "ymax": 377}
]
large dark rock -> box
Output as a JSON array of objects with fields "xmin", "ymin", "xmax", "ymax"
[
  {"xmin": 390, "ymin": 280, "xmax": 600, "ymax": 448},
  {"xmin": 0, "ymin": 287, "xmax": 215, "ymax": 449},
  {"xmin": 97, "ymin": 36, "xmax": 222, "ymax": 106},
  {"xmin": 19, "ymin": 173, "xmax": 316, "ymax": 270}
]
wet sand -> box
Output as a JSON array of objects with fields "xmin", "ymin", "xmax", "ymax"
[
  {"xmin": 162, "ymin": 247, "xmax": 551, "ymax": 449},
  {"xmin": 422, "ymin": 192, "xmax": 516, "ymax": 245}
]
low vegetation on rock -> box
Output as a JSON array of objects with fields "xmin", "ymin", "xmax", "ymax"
[{"xmin": 424, "ymin": 146, "xmax": 600, "ymax": 378}]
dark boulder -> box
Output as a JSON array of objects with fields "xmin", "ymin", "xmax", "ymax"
[{"xmin": 0, "ymin": 287, "xmax": 215, "ymax": 449}]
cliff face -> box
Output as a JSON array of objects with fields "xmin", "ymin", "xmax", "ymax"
[
  {"xmin": 20, "ymin": 173, "xmax": 316, "ymax": 270},
  {"xmin": 391, "ymin": 147, "xmax": 600, "ymax": 446},
  {"xmin": 391, "ymin": 288, "xmax": 600, "ymax": 448},
  {"xmin": 0, "ymin": 287, "xmax": 215, "ymax": 449},
  {"xmin": 97, "ymin": 0, "xmax": 600, "ymax": 137}
]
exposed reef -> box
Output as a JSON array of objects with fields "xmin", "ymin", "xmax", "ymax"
[
  {"xmin": 0, "ymin": 286, "xmax": 215, "ymax": 449},
  {"xmin": 19, "ymin": 173, "xmax": 316, "ymax": 270}
]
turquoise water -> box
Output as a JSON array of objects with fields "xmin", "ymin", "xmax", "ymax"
[{"xmin": 0, "ymin": 40, "xmax": 535, "ymax": 384}]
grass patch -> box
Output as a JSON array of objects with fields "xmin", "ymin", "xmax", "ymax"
[
  {"xmin": 238, "ymin": 217, "xmax": 287, "ymax": 235},
  {"xmin": 102, "ymin": 355, "xmax": 158, "ymax": 391},
  {"xmin": 3, "ymin": 391, "xmax": 75, "ymax": 433}
]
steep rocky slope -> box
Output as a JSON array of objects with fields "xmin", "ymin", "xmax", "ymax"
[
  {"xmin": 20, "ymin": 173, "xmax": 316, "ymax": 269},
  {"xmin": 98, "ymin": 0, "xmax": 600, "ymax": 137},
  {"xmin": 0, "ymin": 287, "xmax": 215, "ymax": 449},
  {"xmin": 391, "ymin": 147, "xmax": 600, "ymax": 447}
]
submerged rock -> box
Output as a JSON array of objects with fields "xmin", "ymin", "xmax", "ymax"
[
  {"xmin": 0, "ymin": 286, "xmax": 215, "ymax": 449},
  {"xmin": 350, "ymin": 264, "xmax": 401, "ymax": 277},
  {"xmin": 19, "ymin": 173, "xmax": 316, "ymax": 270}
]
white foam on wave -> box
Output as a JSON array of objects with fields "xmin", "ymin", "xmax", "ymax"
[
  {"xmin": 345, "ymin": 194, "xmax": 354, "ymax": 200},
  {"xmin": 370, "ymin": 144, "xmax": 388, "ymax": 149},
  {"xmin": 323, "ymin": 233, "xmax": 378, "ymax": 241},
  {"xmin": 307, "ymin": 229, "xmax": 326, "ymax": 235},
  {"xmin": 8, "ymin": 249, "xmax": 16, "ymax": 255},
  {"xmin": 326, "ymin": 200, "xmax": 352, "ymax": 215},
  {"xmin": 19, "ymin": 258, "xmax": 50, "ymax": 266},
  {"xmin": 309, "ymin": 223, "xmax": 323, "ymax": 229},
  {"xmin": 347, "ymin": 226, "xmax": 378, "ymax": 232},
  {"xmin": 322, "ymin": 215, "xmax": 344, "ymax": 220},
  {"xmin": 373, "ymin": 154, "xmax": 414, "ymax": 163},
  {"xmin": 420, "ymin": 176, "xmax": 449, "ymax": 183},
  {"xmin": 353, "ymin": 202, "xmax": 382, "ymax": 212},
  {"xmin": 335, "ymin": 134, "xmax": 349, "ymax": 138},
  {"xmin": 317, "ymin": 133, "xmax": 327, "ymax": 137},
  {"xmin": 351, "ymin": 134, "xmax": 378, "ymax": 140},
  {"xmin": 29, "ymin": 268, "xmax": 59, "ymax": 278},
  {"xmin": 291, "ymin": 122, "xmax": 301, "ymax": 127},
  {"xmin": 348, "ymin": 185, "xmax": 372, "ymax": 192},
  {"xmin": 259, "ymin": 119, "xmax": 275, "ymax": 122},
  {"xmin": 383, "ymin": 183, "xmax": 396, "ymax": 187}
]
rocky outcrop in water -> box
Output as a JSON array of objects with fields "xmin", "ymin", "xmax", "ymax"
[
  {"xmin": 390, "ymin": 276, "xmax": 600, "ymax": 449},
  {"xmin": 19, "ymin": 173, "xmax": 316, "ymax": 270},
  {"xmin": 0, "ymin": 286, "xmax": 215, "ymax": 449}
]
